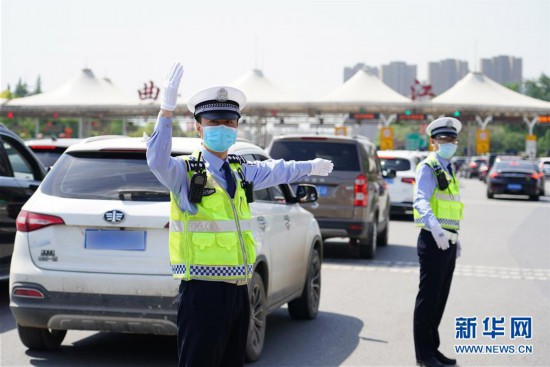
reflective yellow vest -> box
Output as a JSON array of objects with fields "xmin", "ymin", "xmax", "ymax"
[
  {"xmin": 168, "ymin": 153, "xmax": 256, "ymax": 281},
  {"xmin": 413, "ymin": 153, "xmax": 463, "ymax": 230}
]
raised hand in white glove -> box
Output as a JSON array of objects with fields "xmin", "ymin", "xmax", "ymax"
[
  {"xmin": 456, "ymin": 240, "xmax": 461, "ymax": 258},
  {"xmin": 160, "ymin": 62, "xmax": 184, "ymax": 111},
  {"xmin": 431, "ymin": 225, "xmax": 450, "ymax": 250},
  {"xmin": 309, "ymin": 158, "xmax": 334, "ymax": 176}
]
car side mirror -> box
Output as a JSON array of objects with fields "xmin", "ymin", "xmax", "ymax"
[
  {"xmin": 296, "ymin": 184, "xmax": 318, "ymax": 203},
  {"xmin": 382, "ymin": 168, "xmax": 396, "ymax": 178}
]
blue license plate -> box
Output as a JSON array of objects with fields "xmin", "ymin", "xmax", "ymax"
[
  {"xmin": 85, "ymin": 229, "xmax": 146, "ymax": 251},
  {"xmin": 316, "ymin": 185, "xmax": 328, "ymax": 196},
  {"xmin": 384, "ymin": 178, "xmax": 394, "ymax": 184},
  {"xmin": 507, "ymin": 183, "xmax": 522, "ymax": 191}
]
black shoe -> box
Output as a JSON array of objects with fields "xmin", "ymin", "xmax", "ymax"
[
  {"xmin": 416, "ymin": 357, "xmax": 444, "ymax": 367},
  {"xmin": 435, "ymin": 350, "xmax": 457, "ymax": 366}
]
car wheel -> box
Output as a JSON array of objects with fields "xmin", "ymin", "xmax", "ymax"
[
  {"xmin": 377, "ymin": 219, "xmax": 389, "ymax": 247},
  {"xmin": 529, "ymin": 194, "xmax": 539, "ymax": 201},
  {"xmin": 487, "ymin": 190, "xmax": 494, "ymax": 199},
  {"xmin": 358, "ymin": 221, "xmax": 377, "ymax": 259},
  {"xmin": 17, "ymin": 324, "xmax": 66, "ymax": 350},
  {"xmin": 288, "ymin": 247, "xmax": 321, "ymax": 320},
  {"xmin": 246, "ymin": 272, "xmax": 266, "ymax": 362}
]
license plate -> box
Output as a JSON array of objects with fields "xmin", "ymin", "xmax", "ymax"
[
  {"xmin": 85, "ymin": 229, "xmax": 146, "ymax": 251},
  {"xmin": 507, "ymin": 183, "xmax": 522, "ymax": 191},
  {"xmin": 316, "ymin": 185, "xmax": 328, "ymax": 196},
  {"xmin": 384, "ymin": 178, "xmax": 394, "ymax": 184}
]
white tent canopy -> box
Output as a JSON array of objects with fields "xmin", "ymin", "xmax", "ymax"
[
  {"xmin": 322, "ymin": 70, "xmax": 411, "ymax": 104},
  {"xmin": 6, "ymin": 68, "xmax": 138, "ymax": 107},
  {"xmin": 228, "ymin": 69, "xmax": 295, "ymax": 104},
  {"xmin": 431, "ymin": 72, "xmax": 550, "ymax": 112}
]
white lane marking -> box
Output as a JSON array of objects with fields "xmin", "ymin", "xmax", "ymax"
[{"xmin": 323, "ymin": 260, "xmax": 550, "ymax": 281}]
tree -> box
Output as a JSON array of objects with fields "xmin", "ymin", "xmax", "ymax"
[
  {"xmin": 504, "ymin": 82, "xmax": 520, "ymax": 92},
  {"xmin": 14, "ymin": 78, "xmax": 29, "ymax": 98},
  {"xmin": 0, "ymin": 84, "xmax": 13, "ymax": 99},
  {"xmin": 524, "ymin": 73, "xmax": 550, "ymax": 101},
  {"xmin": 33, "ymin": 75, "xmax": 42, "ymax": 95}
]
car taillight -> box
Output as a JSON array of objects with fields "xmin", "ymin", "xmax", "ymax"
[
  {"xmin": 16, "ymin": 210, "xmax": 65, "ymax": 232},
  {"xmin": 354, "ymin": 174, "xmax": 368, "ymax": 207},
  {"xmin": 401, "ymin": 177, "xmax": 415, "ymax": 184},
  {"xmin": 29, "ymin": 145, "xmax": 56, "ymax": 150},
  {"xmin": 489, "ymin": 172, "xmax": 499, "ymax": 178},
  {"xmin": 469, "ymin": 162, "xmax": 478, "ymax": 168},
  {"xmin": 531, "ymin": 173, "xmax": 539, "ymax": 180}
]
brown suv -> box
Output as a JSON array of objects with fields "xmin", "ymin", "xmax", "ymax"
[{"xmin": 266, "ymin": 134, "xmax": 393, "ymax": 259}]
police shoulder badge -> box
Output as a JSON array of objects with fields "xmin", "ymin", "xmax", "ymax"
[{"xmin": 216, "ymin": 88, "xmax": 228, "ymax": 102}]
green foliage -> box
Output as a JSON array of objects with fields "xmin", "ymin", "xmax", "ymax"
[
  {"xmin": 504, "ymin": 83, "xmax": 519, "ymax": 92},
  {"xmin": 524, "ymin": 73, "xmax": 550, "ymax": 101},
  {"xmin": 14, "ymin": 78, "xmax": 29, "ymax": 98},
  {"xmin": 0, "ymin": 88, "xmax": 13, "ymax": 99},
  {"xmin": 33, "ymin": 76, "xmax": 42, "ymax": 95}
]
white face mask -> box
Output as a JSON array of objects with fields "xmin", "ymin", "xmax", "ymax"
[{"xmin": 435, "ymin": 143, "xmax": 457, "ymax": 159}]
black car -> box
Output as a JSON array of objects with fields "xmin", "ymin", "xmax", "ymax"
[
  {"xmin": 266, "ymin": 134, "xmax": 392, "ymax": 259},
  {"xmin": 486, "ymin": 160, "xmax": 542, "ymax": 201},
  {"xmin": 0, "ymin": 124, "xmax": 47, "ymax": 280},
  {"xmin": 25, "ymin": 137, "xmax": 82, "ymax": 167}
]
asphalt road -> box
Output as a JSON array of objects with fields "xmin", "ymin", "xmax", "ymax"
[{"xmin": 1, "ymin": 179, "xmax": 549, "ymax": 366}]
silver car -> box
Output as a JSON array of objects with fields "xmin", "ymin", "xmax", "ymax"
[{"xmin": 9, "ymin": 136, "xmax": 322, "ymax": 362}]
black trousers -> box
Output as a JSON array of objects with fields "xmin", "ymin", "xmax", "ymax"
[
  {"xmin": 413, "ymin": 229, "xmax": 457, "ymax": 361},
  {"xmin": 177, "ymin": 280, "xmax": 250, "ymax": 367}
]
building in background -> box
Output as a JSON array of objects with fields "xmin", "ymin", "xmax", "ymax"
[
  {"xmin": 343, "ymin": 63, "xmax": 379, "ymax": 82},
  {"xmin": 428, "ymin": 59, "xmax": 469, "ymax": 95},
  {"xmin": 380, "ymin": 61, "xmax": 417, "ymax": 97},
  {"xmin": 480, "ymin": 55, "xmax": 523, "ymax": 86}
]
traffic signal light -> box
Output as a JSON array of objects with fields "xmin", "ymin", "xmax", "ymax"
[
  {"xmin": 453, "ymin": 111, "xmax": 461, "ymax": 117},
  {"xmin": 7, "ymin": 112, "xmax": 14, "ymax": 119},
  {"xmin": 405, "ymin": 109, "xmax": 412, "ymax": 116}
]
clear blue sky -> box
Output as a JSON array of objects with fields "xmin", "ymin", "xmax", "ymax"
[{"xmin": 1, "ymin": 0, "xmax": 549, "ymax": 99}]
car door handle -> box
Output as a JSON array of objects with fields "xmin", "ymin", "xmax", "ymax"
[
  {"xmin": 257, "ymin": 216, "xmax": 268, "ymax": 232},
  {"xmin": 284, "ymin": 215, "xmax": 291, "ymax": 229}
]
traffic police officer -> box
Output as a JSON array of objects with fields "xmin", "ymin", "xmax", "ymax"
[
  {"xmin": 146, "ymin": 62, "xmax": 333, "ymax": 367},
  {"xmin": 413, "ymin": 117, "xmax": 464, "ymax": 367}
]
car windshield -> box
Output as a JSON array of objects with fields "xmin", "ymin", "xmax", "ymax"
[
  {"xmin": 379, "ymin": 157, "xmax": 411, "ymax": 171},
  {"xmin": 269, "ymin": 141, "xmax": 360, "ymax": 171},
  {"xmin": 495, "ymin": 161, "xmax": 537, "ymax": 171},
  {"xmin": 40, "ymin": 152, "xmax": 170, "ymax": 201},
  {"xmin": 32, "ymin": 151, "xmax": 64, "ymax": 167}
]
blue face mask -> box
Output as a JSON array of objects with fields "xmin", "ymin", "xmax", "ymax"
[
  {"xmin": 435, "ymin": 143, "xmax": 457, "ymax": 159},
  {"xmin": 202, "ymin": 125, "xmax": 237, "ymax": 152}
]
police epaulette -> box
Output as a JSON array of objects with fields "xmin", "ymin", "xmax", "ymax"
[
  {"xmin": 184, "ymin": 157, "xmax": 206, "ymax": 172},
  {"xmin": 227, "ymin": 154, "xmax": 247, "ymax": 165}
]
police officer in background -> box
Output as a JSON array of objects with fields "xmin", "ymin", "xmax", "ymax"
[
  {"xmin": 413, "ymin": 117, "xmax": 464, "ymax": 367},
  {"xmin": 146, "ymin": 62, "xmax": 333, "ymax": 367}
]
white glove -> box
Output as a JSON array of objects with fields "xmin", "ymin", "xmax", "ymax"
[
  {"xmin": 160, "ymin": 62, "xmax": 184, "ymax": 111},
  {"xmin": 456, "ymin": 240, "xmax": 462, "ymax": 258},
  {"xmin": 309, "ymin": 158, "xmax": 334, "ymax": 176},
  {"xmin": 431, "ymin": 225, "xmax": 450, "ymax": 250}
]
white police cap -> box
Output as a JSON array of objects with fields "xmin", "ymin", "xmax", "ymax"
[
  {"xmin": 426, "ymin": 117, "xmax": 462, "ymax": 137},
  {"xmin": 187, "ymin": 86, "xmax": 247, "ymax": 121}
]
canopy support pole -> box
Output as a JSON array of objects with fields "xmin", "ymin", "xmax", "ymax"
[
  {"xmin": 380, "ymin": 114, "xmax": 396, "ymax": 127},
  {"xmin": 523, "ymin": 115, "xmax": 538, "ymax": 135},
  {"xmin": 78, "ymin": 117, "xmax": 84, "ymax": 138},
  {"xmin": 475, "ymin": 115, "xmax": 492, "ymax": 129},
  {"xmin": 35, "ymin": 118, "xmax": 40, "ymax": 138}
]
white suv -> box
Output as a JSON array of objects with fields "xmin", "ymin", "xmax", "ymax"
[
  {"xmin": 377, "ymin": 150, "xmax": 423, "ymax": 216},
  {"xmin": 9, "ymin": 136, "xmax": 322, "ymax": 362}
]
